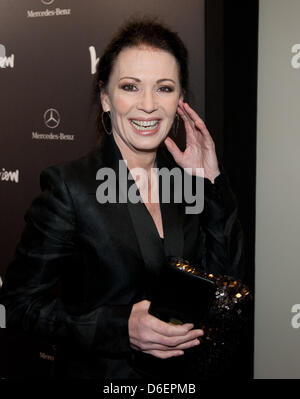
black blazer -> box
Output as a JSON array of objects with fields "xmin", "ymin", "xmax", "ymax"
[{"xmin": 0, "ymin": 133, "xmax": 244, "ymax": 379}]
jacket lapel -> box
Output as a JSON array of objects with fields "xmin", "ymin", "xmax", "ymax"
[
  {"xmin": 156, "ymin": 145, "xmax": 184, "ymax": 259},
  {"xmin": 98, "ymin": 134, "xmax": 184, "ymax": 296}
]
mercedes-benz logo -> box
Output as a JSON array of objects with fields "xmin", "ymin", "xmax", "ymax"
[
  {"xmin": 44, "ymin": 108, "xmax": 60, "ymax": 129},
  {"xmin": 41, "ymin": 0, "xmax": 55, "ymax": 5}
]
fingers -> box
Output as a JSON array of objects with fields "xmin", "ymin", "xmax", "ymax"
[
  {"xmin": 194, "ymin": 119, "xmax": 213, "ymax": 140},
  {"xmin": 149, "ymin": 325, "xmax": 204, "ymax": 346},
  {"xmin": 177, "ymin": 102, "xmax": 202, "ymax": 147},
  {"xmin": 139, "ymin": 331, "xmax": 203, "ymax": 351},
  {"xmin": 132, "ymin": 336, "xmax": 202, "ymax": 359},
  {"xmin": 178, "ymin": 101, "xmax": 216, "ymax": 151},
  {"xmin": 179, "ymin": 99, "xmax": 202, "ymax": 123},
  {"xmin": 178, "ymin": 100, "xmax": 211, "ymax": 135},
  {"xmin": 132, "ymin": 338, "xmax": 201, "ymax": 354},
  {"xmin": 143, "ymin": 314, "xmax": 204, "ymax": 348},
  {"xmin": 148, "ymin": 313, "xmax": 195, "ymax": 337},
  {"xmin": 131, "ymin": 336, "xmax": 201, "ymax": 353},
  {"xmin": 129, "ymin": 299, "xmax": 205, "ymax": 360},
  {"xmin": 178, "ymin": 99, "xmax": 197, "ymax": 128},
  {"xmin": 177, "ymin": 102, "xmax": 191, "ymax": 122},
  {"xmin": 137, "ymin": 336, "xmax": 202, "ymax": 359},
  {"xmin": 143, "ymin": 349, "xmax": 184, "ymax": 359},
  {"xmin": 177, "ymin": 106, "xmax": 195, "ymax": 139},
  {"xmin": 156, "ymin": 337, "xmax": 201, "ymax": 351},
  {"xmin": 163, "ymin": 136, "xmax": 183, "ymax": 164}
]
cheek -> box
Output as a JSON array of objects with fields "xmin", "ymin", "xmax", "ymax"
[
  {"xmin": 163, "ymin": 97, "xmax": 179, "ymax": 118},
  {"xmin": 112, "ymin": 94, "xmax": 133, "ymax": 116}
]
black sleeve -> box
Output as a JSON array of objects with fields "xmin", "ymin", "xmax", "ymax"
[
  {"xmin": 200, "ymin": 167, "xmax": 245, "ymax": 281},
  {"xmin": 0, "ymin": 166, "xmax": 133, "ymax": 356}
]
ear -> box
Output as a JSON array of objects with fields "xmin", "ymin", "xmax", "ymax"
[{"xmin": 100, "ymin": 88, "xmax": 111, "ymax": 112}]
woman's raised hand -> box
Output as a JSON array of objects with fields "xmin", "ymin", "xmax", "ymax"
[
  {"xmin": 128, "ymin": 300, "xmax": 204, "ymax": 359},
  {"xmin": 164, "ymin": 99, "xmax": 220, "ymax": 184}
]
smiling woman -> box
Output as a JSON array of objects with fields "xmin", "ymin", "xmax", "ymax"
[
  {"xmin": 0, "ymin": 15, "xmax": 245, "ymax": 379},
  {"xmin": 100, "ymin": 46, "xmax": 182, "ymax": 156}
]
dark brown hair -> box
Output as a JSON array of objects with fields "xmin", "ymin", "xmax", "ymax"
[{"xmin": 95, "ymin": 15, "xmax": 189, "ymax": 139}]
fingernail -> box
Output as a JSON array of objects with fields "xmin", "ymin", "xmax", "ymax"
[{"xmin": 186, "ymin": 323, "xmax": 194, "ymax": 329}]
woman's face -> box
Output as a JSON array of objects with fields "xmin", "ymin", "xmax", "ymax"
[{"xmin": 101, "ymin": 46, "xmax": 183, "ymax": 153}]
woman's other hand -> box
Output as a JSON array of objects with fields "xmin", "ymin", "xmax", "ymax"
[
  {"xmin": 164, "ymin": 99, "xmax": 220, "ymax": 184},
  {"xmin": 128, "ymin": 299, "xmax": 204, "ymax": 359}
]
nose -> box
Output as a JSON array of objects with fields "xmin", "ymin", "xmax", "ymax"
[{"xmin": 137, "ymin": 88, "xmax": 158, "ymax": 113}]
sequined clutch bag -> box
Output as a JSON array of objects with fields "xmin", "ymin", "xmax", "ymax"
[
  {"xmin": 149, "ymin": 256, "xmax": 252, "ymax": 326},
  {"xmin": 168, "ymin": 257, "xmax": 253, "ymax": 378},
  {"xmin": 132, "ymin": 256, "xmax": 253, "ymax": 378},
  {"xmin": 148, "ymin": 257, "xmax": 217, "ymax": 325}
]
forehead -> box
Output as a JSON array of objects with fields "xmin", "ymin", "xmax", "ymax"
[{"xmin": 111, "ymin": 46, "xmax": 180, "ymax": 80}]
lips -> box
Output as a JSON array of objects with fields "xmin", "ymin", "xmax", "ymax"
[
  {"xmin": 130, "ymin": 117, "xmax": 161, "ymax": 121},
  {"xmin": 131, "ymin": 119, "xmax": 159, "ymax": 128},
  {"xmin": 129, "ymin": 118, "xmax": 161, "ymax": 135}
]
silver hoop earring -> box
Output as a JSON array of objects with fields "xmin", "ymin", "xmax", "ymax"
[
  {"xmin": 101, "ymin": 111, "xmax": 112, "ymax": 135},
  {"xmin": 172, "ymin": 113, "xmax": 180, "ymax": 137}
]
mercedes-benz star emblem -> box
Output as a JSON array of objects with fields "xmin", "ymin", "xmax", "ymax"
[
  {"xmin": 41, "ymin": 0, "xmax": 55, "ymax": 5},
  {"xmin": 44, "ymin": 108, "xmax": 60, "ymax": 129}
]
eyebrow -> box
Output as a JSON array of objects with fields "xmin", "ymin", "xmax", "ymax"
[{"xmin": 119, "ymin": 77, "xmax": 176, "ymax": 84}]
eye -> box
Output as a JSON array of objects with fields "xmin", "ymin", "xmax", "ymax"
[
  {"xmin": 121, "ymin": 83, "xmax": 138, "ymax": 91},
  {"xmin": 158, "ymin": 86, "xmax": 174, "ymax": 93}
]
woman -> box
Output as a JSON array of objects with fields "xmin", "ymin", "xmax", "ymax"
[{"xmin": 0, "ymin": 16, "xmax": 244, "ymax": 379}]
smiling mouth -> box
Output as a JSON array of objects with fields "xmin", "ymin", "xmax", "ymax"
[{"xmin": 130, "ymin": 119, "xmax": 160, "ymax": 131}]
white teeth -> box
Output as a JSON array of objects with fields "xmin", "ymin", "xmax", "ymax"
[{"xmin": 131, "ymin": 119, "xmax": 159, "ymax": 128}]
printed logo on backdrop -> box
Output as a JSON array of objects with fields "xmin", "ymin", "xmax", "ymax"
[
  {"xmin": 32, "ymin": 108, "xmax": 75, "ymax": 141},
  {"xmin": 0, "ymin": 168, "xmax": 19, "ymax": 183},
  {"xmin": 0, "ymin": 44, "xmax": 14, "ymax": 69},
  {"xmin": 291, "ymin": 44, "xmax": 300, "ymax": 69},
  {"xmin": 89, "ymin": 46, "xmax": 99, "ymax": 75},
  {"xmin": 27, "ymin": 0, "xmax": 71, "ymax": 18},
  {"xmin": 291, "ymin": 304, "xmax": 300, "ymax": 328},
  {"xmin": 0, "ymin": 276, "xmax": 5, "ymax": 328},
  {"xmin": 0, "ymin": 305, "xmax": 5, "ymax": 328},
  {"xmin": 44, "ymin": 108, "xmax": 60, "ymax": 129}
]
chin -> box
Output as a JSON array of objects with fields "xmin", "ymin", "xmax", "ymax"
[
  {"xmin": 133, "ymin": 135, "xmax": 164, "ymax": 150},
  {"xmin": 132, "ymin": 143, "xmax": 159, "ymax": 152}
]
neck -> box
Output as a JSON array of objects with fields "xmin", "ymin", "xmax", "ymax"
[{"xmin": 112, "ymin": 133, "xmax": 157, "ymax": 173}]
